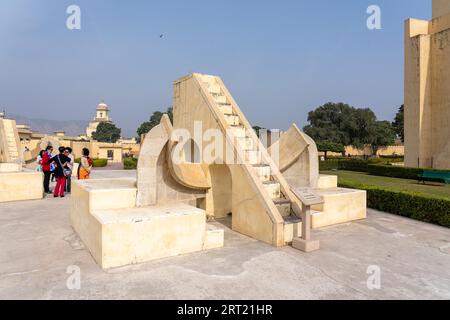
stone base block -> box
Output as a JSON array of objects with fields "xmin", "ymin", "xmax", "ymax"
[
  {"xmin": 310, "ymin": 187, "xmax": 366, "ymax": 228},
  {"xmin": 292, "ymin": 238, "xmax": 320, "ymax": 252},
  {"xmin": 71, "ymin": 179, "xmax": 224, "ymax": 269},
  {"xmin": 0, "ymin": 170, "xmax": 43, "ymax": 203}
]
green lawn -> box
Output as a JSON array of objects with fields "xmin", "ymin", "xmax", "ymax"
[{"xmin": 321, "ymin": 170, "xmax": 450, "ymax": 200}]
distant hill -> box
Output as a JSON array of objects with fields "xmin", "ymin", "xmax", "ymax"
[{"xmin": 9, "ymin": 114, "xmax": 88, "ymax": 136}]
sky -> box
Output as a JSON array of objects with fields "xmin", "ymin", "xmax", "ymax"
[{"xmin": 0, "ymin": 0, "xmax": 431, "ymax": 137}]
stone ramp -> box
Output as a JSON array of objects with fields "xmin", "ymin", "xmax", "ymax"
[{"xmin": 174, "ymin": 73, "xmax": 307, "ymax": 246}]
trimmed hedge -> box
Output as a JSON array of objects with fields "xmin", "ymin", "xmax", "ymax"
[
  {"xmin": 319, "ymin": 158, "xmax": 402, "ymax": 172},
  {"xmin": 367, "ymin": 165, "xmax": 450, "ymax": 180},
  {"xmin": 123, "ymin": 157, "xmax": 137, "ymax": 170},
  {"xmin": 319, "ymin": 159, "xmax": 340, "ymax": 171},
  {"xmin": 320, "ymin": 158, "xmax": 450, "ymax": 181},
  {"xmin": 340, "ymin": 181, "xmax": 450, "ymax": 228},
  {"xmin": 92, "ymin": 159, "xmax": 108, "ymax": 167},
  {"xmin": 367, "ymin": 165, "xmax": 423, "ymax": 180},
  {"xmin": 338, "ymin": 159, "xmax": 370, "ymax": 172}
]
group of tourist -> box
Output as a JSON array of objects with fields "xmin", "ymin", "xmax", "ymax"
[{"xmin": 37, "ymin": 146, "xmax": 93, "ymax": 197}]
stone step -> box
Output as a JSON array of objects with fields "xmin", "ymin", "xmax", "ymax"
[
  {"xmin": 274, "ymin": 198, "xmax": 291, "ymax": 217},
  {"xmin": 214, "ymin": 95, "xmax": 227, "ymax": 104},
  {"xmin": 223, "ymin": 114, "xmax": 240, "ymax": 126},
  {"xmin": 208, "ymin": 84, "xmax": 221, "ymax": 95},
  {"xmin": 263, "ymin": 181, "xmax": 281, "ymax": 199},
  {"xmin": 253, "ymin": 164, "xmax": 271, "ymax": 182},
  {"xmin": 237, "ymin": 136, "xmax": 254, "ymax": 151},
  {"xmin": 245, "ymin": 150, "xmax": 261, "ymax": 165},
  {"xmin": 219, "ymin": 104, "xmax": 233, "ymax": 114},
  {"xmin": 231, "ymin": 125, "xmax": 247, "ymax": 138},
  {"xmin": 201, "ymin": 75, "xmax": 217, "ymax": 84}
]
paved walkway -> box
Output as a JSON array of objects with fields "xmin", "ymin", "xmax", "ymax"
[
  {"xmin": 0, "ymin": 171, "xmax": 449, "ymax": 300},
  {"xmin": 92, "ymin": 163, "xmax": 126, "ymax": 171}
]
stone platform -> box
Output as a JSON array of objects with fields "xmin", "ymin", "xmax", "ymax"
[
  {"xmin": 0, "ymin": 168, "xmax": 43, "ymax": 203},
  {"xmin": 310, "ymin": 175, "xmax": 366, "ymax": 229},
  {"xmin": 71, "ymin": 178, "xmax": 224, "ymax": 269}
]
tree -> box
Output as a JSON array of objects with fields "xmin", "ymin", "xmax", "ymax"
[
  {"xmin": 392, "ymin": 105, "xmax": 404, "ymax": 143},
  {"xmin": 92, "ymin": 122, "xmax": 121, "ymax": 143},
  {"xmin": 316, "ymin": 140, "xmax": 345, "ymax": 160},
  {"xmin": 303, "ymin": 102, "xmax": 352, "ymax": 146},
  {"xmin": 137, "ymin": 107, "xmax": 173, "ymax": 142},
  {"xmin": 368, "ymin": 120, "xmax": 395, "ymax": 156},
  {"xmin": 304, "ymin": 102, "xmax": 395, "ymax": 156},
  {"xmin": 349, "ymin": 108, "xmax": 378, "ymax": 149},
  {"xmin": 303, "ymin": 102, "xmax": 373, "ymax": 148}
]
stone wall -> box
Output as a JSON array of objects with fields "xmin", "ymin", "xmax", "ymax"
[{"xmin": 404, "ymin": 2, "xmax": 450, "ymax": 169}]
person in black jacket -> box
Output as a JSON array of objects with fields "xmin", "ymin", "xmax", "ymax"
[{"xmin": 50, "ymin": 146, "xmax": 71, "ymax": 198}]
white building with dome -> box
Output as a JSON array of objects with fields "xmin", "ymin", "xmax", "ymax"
[{"xmin": 86, "ymin": 101, "xmax": 113, "ymax": 138}]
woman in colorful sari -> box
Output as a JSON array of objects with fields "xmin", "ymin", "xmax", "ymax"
[{"xmin": 78, "ymin": 148, "xmax": 93, "ymax": 180}]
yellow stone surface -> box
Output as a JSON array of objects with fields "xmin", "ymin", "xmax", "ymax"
[
  {"xmin": 311, "ymin": 188, "xmax": 367, "ymax": 229},
  {"xmin": 71, "ymin": 72, "xmax": 368, "ymax": 265},
  {"xmin": 433, "ymin": 0, "xmax": 450, "ymax": 18},
  {"xmin": 405, "ymin": 0, "xmax": 450, "ymax": 169},
  {"xmin": 318, "ymin": 174, "xmax": 338, "ymax": 189},
  {"xmin": 0, "ymin": 163, "xmax": 22, "ymax": 173},
  {"xmin": 0, "ymin": 171, "xmax": 43, "ymax": 203},
  {"xmin": 172, "ymin": 73, "xmax": 305, "ymax": 247},
  {"xmin": 274, "ymin": 123, "xmax": 366, "ymax": 229},
  {"xmin": 0, "ymin": 119, "xmax": 22, "ymax": 164},
  {"xmin": 71, "ymin": 179, "xmax": 223, "ymax": 269}
]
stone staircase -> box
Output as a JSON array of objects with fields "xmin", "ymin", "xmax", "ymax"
[
  {"xmin": 2, "ymin": 120, "xmax": 20, "ymax": 162},
  {"xmin": 199, "ymin": 74, "xmax": 304, "ymax": 242}
]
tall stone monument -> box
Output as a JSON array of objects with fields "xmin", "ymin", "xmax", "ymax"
[
  {"xmin": 71, "ymin": 73, "xmax": 366, "ymax": 268},
  {"xmin": 404, "ymin": 0, "xmax": 450, "ymax": 169}
]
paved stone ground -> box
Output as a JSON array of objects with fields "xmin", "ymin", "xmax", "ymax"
[
  {"xmin": 93, "ymin": 163, "xmax": 127, "ymax": 171},
  {"xmin": 0, "ymin": 170, "xmax": 449, "ymax": 300}
]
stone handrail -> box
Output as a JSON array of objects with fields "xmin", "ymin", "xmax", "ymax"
[
  {"xmin": 215, "ymin": 76, "xmax": 306, "ymax": 218},
  {"xmin": 193, "ymin": 74, "xmax": 286, "ymax": 246}
]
